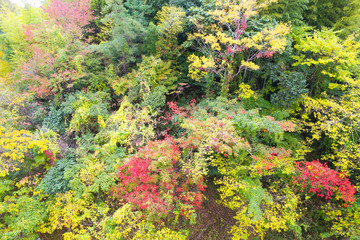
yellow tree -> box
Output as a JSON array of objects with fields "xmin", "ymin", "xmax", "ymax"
[
  {"xmin": 293, "ymin": 29, "xmax": 360, "ymax": 179},
  {"xmin": 0, "ymin": 79, "xmax": 59, "ymax": 177},
  {"xmin": 187, "ymin": 0, "xmax": 290, "ymax": 95},
  {"xmin": 155, "ymin": 5, "xmax": 186, "ymax": 59}
]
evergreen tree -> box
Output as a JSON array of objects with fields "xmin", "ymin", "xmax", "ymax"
[{"xmin": 93, "ymin": 0, "xmax": 146, "ymax": 73}]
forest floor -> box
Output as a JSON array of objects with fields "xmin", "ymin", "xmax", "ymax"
[{"xmin": 189, "ymin": 182, "xmax": 236, "ymax": 240}]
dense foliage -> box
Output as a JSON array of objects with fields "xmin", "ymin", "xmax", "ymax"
[{"xmin": 0, "ymin": 0, "xmax": 359, "ymax": 239}]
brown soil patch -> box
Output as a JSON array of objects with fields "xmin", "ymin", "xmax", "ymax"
[{"xmin": 189, "ymin": 183, "xmax": 236, "ymax": 240}]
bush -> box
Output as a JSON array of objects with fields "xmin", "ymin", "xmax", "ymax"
[
  {"xmin": 293, "ymin": 160, "xmax": 356, "ymax": 206},
  {"xmin": 39, "ymin": 150, "xmax": 76, "ymax": 195},
  {"xmin": 271, "ymin": 71, "xmax": 308, "ymax": 107},
  {"xmin": 114, "ymin": 138, "xmax": 205, "ymax": 220},
  {"xmin": 42, "ymin": 107, "xmax": 66, "ymax": 134},
  {"xmin": 61, "ymin": 91, "xmax": 110, "ymax": 133}
]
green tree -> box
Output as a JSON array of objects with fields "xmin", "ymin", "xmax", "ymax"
[
  {"xmin": 263, "ymin": 0, "xmax": 309, "ymax": 25},
  {"xmin": 304, "ymin": 0, "xmax": 357, "ymax": 31},
  {"xmin": 334, "ymin": 0, "xmax": 360, "ymax": 38},
  {"xmin": 94, "ymin": 0, "xmax": 147, "ymax": 73}
]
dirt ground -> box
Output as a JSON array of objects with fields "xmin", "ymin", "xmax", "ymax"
[{"xmin": 189, "ymin": 183, "xmax": 236, "ymax": 240}]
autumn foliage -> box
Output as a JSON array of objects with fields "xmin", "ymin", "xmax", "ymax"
[
  {"xmin": 294, "ymin": 161, "xmax": 356, "ymax": 206},
  {"xmin": 115, "ymin": 138, "xmax": 205, "ymax": 218},
  {"xmin": 1, "ymin": 0, "xmax": 360, "ymax": 239}
]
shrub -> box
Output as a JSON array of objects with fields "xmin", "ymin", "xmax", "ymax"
[
  {"xmin": 61, "ymin": 91, "xmax": 110, "ymax": 133},
  {"xmin": 114, "ymin": 138, "xmax": 205, "ymax": 220},
  {"xmin": 42, "ymin": 107, "xmax": 66, "ymax": 134},
  {"xmin": 39, "ymin": 150, "xmax": 76, "ymax": 195},
  {"xmin": 293, "ymin": 160, "xmax": 356, "ymax": 206}
]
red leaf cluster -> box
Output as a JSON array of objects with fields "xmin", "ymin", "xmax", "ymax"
[
  {"xmin": 293, "ymin": 161, "xmax": 356, "ymax": 206},
  {"xmin": 44, "ymin": 150, "xmax": 55, "ymax": 165},
  {"xmin": 115, "ymin": 138, "xmax": 205, "ymax": 217},
  {"xmin": 43, "ymin": 0, "xmax": 93, "ymax": 36}
]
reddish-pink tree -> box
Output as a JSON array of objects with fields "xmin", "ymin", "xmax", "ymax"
[
  {"xmin": 115, "ymin": 138, "xmax": 205, "ymax": 219},
  {"xmin": 43, "ymin": 0, "xmax": 93, "ymax": 38},
  {"xmin": 293, "ymin": 161, "xmax": 356, "ymax": 206},
  {"xmin": 15, "ymin": 0, "xmax": 93, "ymax": 97}
]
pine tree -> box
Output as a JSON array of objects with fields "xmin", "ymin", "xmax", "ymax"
[{"xmin": 94, "ymin": 0, "xmax": 147, "ymax": 73}]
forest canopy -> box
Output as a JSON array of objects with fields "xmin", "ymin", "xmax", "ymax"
[{"xmin": 0, "ymin": 0, "xmax": 359, "ymax": 239}]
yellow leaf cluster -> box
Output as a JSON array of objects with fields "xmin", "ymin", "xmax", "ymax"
[
  {"xmin": 187, "ymin": 1, "xmax": 289, "ymax": 94},
  {"xmin": 240, "ymin": 60, "xmax": 260, "ymax": 70},
  {"xmin": 0, "ymin": 127, "xmax": 51, "ymax": 177},
  {"xmin": 188, "ymin": 54, "xmax": 216, "ymax": 81},
  {"xmin": 97, "ymin": 98, "xmax": 155, "ymax": 153},
  {"xmin": 212, "ymin": 0, "xmax": 277, "ymax": 23},
  {"xmin": 156, "ymin": 5, "xmax": 186, "ymax": 37}
]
